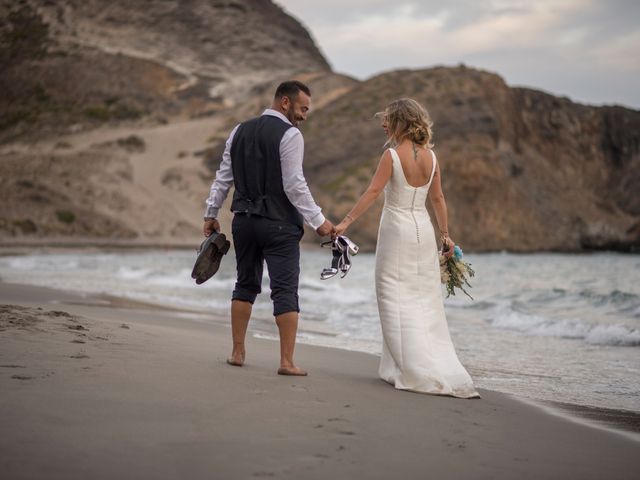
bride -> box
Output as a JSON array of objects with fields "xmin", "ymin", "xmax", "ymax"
[{"xmin": 335, "ymin": 98, "xmax": 479, "ymax": 398}]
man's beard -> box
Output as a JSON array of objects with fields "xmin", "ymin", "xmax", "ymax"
[{"xmin": 285, "ymin": 109, "xmax": 300, "ymax": 127}]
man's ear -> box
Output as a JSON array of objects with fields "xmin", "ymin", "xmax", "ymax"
[{"xmin": 280, "ymin": 96, "xmax": 290, "ymax": 111}]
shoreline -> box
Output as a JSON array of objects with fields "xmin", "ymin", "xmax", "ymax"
[
  {"xmin": 1, "ymin": 279, "xmax": 639, "ymax": 439},
  {"xmin": 1, "ymin": 281, "xmax": 639, "ymax": 478},
  {"xmin": 1, "ymin": 241, "xmax": 638, "ymax": 255}
]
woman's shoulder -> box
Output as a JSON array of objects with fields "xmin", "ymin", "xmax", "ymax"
[
  {"xmin": 426, "ymin": 147, "xmax": 437, "ymax": 160},
  {"xmin": 382, "ymin": 148, "xmax": 396, "ymax": 159}
]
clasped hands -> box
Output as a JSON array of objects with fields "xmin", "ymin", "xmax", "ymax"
[{"xmin": 205, "ymin": 217, "xmax": 454, "ymax": 259}]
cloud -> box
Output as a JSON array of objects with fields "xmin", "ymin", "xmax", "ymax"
[{"xmin": 275, "ymin": 0, "xmax": 640, "ymax": 107}]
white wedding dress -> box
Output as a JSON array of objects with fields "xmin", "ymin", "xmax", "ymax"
[{"xmin": 375, "ymin": 148, "xmax": 479, "ymax": 398}]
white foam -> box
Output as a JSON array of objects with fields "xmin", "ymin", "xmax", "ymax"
[
  {"xmin": 490, "ymin": 307, "xmax": 639, "ymax": 347},
  {"xmin": 116, "ymin": 266, "xmax": 150, "ymax": 280},
  {"xmin": 585, "ymin": 325, "xmax": 640, "ymax": 347}
]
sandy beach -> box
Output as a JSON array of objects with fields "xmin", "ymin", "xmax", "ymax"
[{"xmin": 1, "ymin": 281, "xmax": 638, "ymax": 480}]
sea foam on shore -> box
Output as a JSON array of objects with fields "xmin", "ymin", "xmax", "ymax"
[{"xmin": 0, "ymin": 249, "xmax": 638, "ymax": 412}]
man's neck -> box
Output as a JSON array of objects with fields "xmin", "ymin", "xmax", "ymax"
[{"xmin": 270, "ymin": 105, "xmax": 287, "ymax": 117}]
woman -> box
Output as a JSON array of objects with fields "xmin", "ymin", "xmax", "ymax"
[{"xmin": 335, "ymin": 98, "xmax": 479, "ymax": 398}]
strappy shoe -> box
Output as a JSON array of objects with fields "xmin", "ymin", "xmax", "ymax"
[
  {"xmin": 320, "ymin": 236, "xmax": 360, "ymax": 280},
  {"xmin": 336, "ymin": 236, "xmax": 359, "ymax": 278},
  {"xmin": 339, "ymin": 235, "xmax": 359, "ymax": 255},
  {"xmin": 338, "ymin": 247, "xmax": 351, "ymax": 278},
  {"xmin": 320, "ymin": 239, "xmax": 342, "ymax": 280}
]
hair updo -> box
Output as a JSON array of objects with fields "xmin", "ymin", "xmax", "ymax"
[{"xmin": 378, "ymin": 98, "xmax": 434, "ymax": 148}]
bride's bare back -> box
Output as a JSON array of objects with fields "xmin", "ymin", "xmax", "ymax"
[{"xmin": 393, "ymin": 141, "xmax": 435, "ymax": 188}]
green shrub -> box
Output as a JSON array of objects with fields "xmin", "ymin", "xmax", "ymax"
[
  {"xmin": 0, "ymin": 109, "xmax": 37, "ymax": 130},
  {"xmin": 56, "ymin": 210, "xmax": 76, "ymax": 223},
  {"xmin": 84, "ymin": 106, "xmax": 111, "ymax": 120},
  {"xmin": 83, "ymin": 102, "xmax": 142, "ymax": 121},
  {"xmin": 13, "ymin": 219, "xmax": 37, "ymax": 233}
]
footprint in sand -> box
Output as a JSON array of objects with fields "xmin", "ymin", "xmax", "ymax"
[
  {"xmin": 11, "ymin": 374, "xmax": 32, "ymax": 380},
  {"xmin": 67, "ymin": 325, "xmax": 88, "ymax": 331},
  {"xmin": 71, "ymin": 339, "xmax": 86, "ymax": 344},
  {"xmin": 443, "ymin": 439, "xmax": 466, "ymax": 450},
  {"xmin": 70, "ymin": 353, "xmax": 90, "ymax": 359}
]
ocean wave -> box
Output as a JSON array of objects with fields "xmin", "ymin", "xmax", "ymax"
[
  {"xmin": 527, "ymin": 288, "xmax": 568, "ymax": 304},
  {"xmin": 116, "ymin": 266, "xmax": 150, "ymax": 280},
  {"xmin": 298, "ymin": 279, "xmax": 373, "ymax": 306},
  {"xmin": 488, "ymin": 308, "xmax": 639, "ymax": 347},
  {"xmin": 585, "ymin": 325, "xmax": 640, "ymax": 346},
  {"xmin": 445, "ymin": 300, "xmax": 496, "ymax": 310},
  {"xmin": 578, "ymin": 288, "xmax": 639, "ymax": 307}
]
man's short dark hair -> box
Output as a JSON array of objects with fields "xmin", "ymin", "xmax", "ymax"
[{"xmin": 274, "ymin": 80, "xmax": 311, "ymax": 101}]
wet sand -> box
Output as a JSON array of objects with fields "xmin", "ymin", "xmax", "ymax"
[{"xmin": 0, "ymin": 281, "xmax": 638, "ymax": 479}]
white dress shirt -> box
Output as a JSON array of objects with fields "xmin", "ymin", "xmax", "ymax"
[{"xmin": 204, "ymin": 109, "xmax": 326, "ymax": 229}]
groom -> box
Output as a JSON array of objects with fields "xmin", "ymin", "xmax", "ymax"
[{"xmin": 203, "ymin": 80, "xmax": 333, "ymax": 376}]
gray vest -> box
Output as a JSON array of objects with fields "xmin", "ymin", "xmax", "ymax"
[{"xmin": 230, "ymin": 115, "xmax": 303, "ymax": 227}]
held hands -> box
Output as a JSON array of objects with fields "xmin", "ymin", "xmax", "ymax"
[
  {"xmin": 333, "ymin": 220, "xmax": 349, "ymax": 239},
  {"xmin": 316, "ymin": 219, "xmax": 335, "ymax": 237},
  {"xmin": 332, "ymin": 213, "xmax": 354, "ymax": 239},
  {"xmin": 203, "ymin": 218, "xmax": 220, "ymax": 237}
]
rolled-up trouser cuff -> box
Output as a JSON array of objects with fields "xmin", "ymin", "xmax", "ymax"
[
  {"xmin": 273, "ymin": 294, "xmax": 300, "ymax": 317},
  {"xmin": 232, "ymin": 288, "xmax": 258, "ymax": 305}
]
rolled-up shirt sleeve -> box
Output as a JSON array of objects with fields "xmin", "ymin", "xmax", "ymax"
[
  {"xmin": 203, "ymin": 124, "xmax": 239, "ymax": 219},
  {"xmin": 280, "ymin": 128, "xmax": 325, "ymax": 229}
]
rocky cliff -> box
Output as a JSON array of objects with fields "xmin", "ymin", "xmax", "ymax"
[
  {"xmin": 0, "ymin": 0, "xmax": 331, "ymax": 142},
  {"xmin": 0, "ymin": 0, "xmax": 351, "ymax": 244},
  {"xmin": 302, "ymin": 66, "xmax": 640, "ymax": 252},
  {"xmin": 1, "ymin": 2, "xmax": 638, "ymax": 252}
]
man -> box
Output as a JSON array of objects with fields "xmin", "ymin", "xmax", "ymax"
[{"xmin": 203, "ymin": 80, "xmax": 333, "ymax": 376}]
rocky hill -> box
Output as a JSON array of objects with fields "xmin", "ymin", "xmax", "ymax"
[
  {"xmin": 0, "ymin": 0, "xmax": 354, "ymax": 245},
  {"xmin": 0, "ymin": 0, "xmax": 331, "ymax": 142},
  {"xmin": 302, "ymin": 66, "xmax": 640, "ymax": 252},
  {"xmin": 0, "ymin": 2, "xmax": 638, "ymax": 252}
]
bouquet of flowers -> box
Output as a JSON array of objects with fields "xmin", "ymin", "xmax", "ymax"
[{"xmin": 439, "ymin": 244, "xmax": 475, "ymax": 299}]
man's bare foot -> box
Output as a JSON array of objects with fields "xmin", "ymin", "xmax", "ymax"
[
  {"xmin": 226, "ymin": 351, "xmax": 245, "ymax": 367},
  {"xmin": 277, "ymin": 366, "xmax": 308, "ymax": 376}
]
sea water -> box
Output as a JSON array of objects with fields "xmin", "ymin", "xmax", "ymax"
[{"xmin": 0, "ymin": 249, "xmax": 638, "ymax": 412}]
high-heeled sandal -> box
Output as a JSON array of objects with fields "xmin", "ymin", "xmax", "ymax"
[
  {"xmin": 339, "ymin": 235, "xmax": 359, "ymax": 256},
  {"xmin": 336, "ymin": 236, "xmax": 360, "ymax": 278},
  {"xmin": 320, "ymin": 239, "xmax": 342, "ymax": 280},
  {"xmin": 338, "ymin": 246, "xmax": 351, "ymax": 278}
]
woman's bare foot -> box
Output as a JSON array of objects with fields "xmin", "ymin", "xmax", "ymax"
[
  {"xmin": 226, "ymin": 350, "xmax": 245, "ymax": 367},
  {"xmin": 277, "ymin": 366, "xmax": 308, "ymax": 376}
]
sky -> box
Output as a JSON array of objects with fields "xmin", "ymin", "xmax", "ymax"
[{"xmin": 274, "ymin": 0, "xmax": 640, "ymax": 109}]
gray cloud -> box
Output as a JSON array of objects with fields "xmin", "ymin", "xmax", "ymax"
[{"xmin": 275, "ymin": 0, "xmax": 640, "ymax": 108}]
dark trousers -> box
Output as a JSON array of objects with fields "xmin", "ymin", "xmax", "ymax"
[{"xmin": 231, "ymin": 214, "xmax": 304, "ymax": 316}]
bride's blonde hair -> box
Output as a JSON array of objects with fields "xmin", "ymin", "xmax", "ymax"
[{"xmin": 377, "ymin": 98, "xmax": 434, "ymax": 148}]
